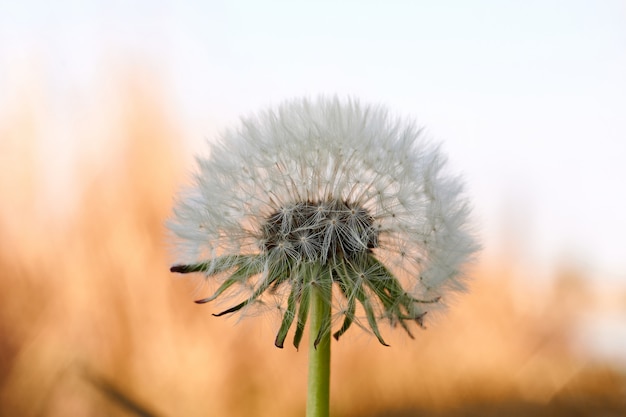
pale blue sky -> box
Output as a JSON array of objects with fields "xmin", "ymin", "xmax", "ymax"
[{"xmin": 2, "ymin": 1, "xmax": 625, "ymax": 281}]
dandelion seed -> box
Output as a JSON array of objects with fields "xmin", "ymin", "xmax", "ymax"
[{"xmin": 168, "ymin": 97, "xmax": 479, "ymax": 349}]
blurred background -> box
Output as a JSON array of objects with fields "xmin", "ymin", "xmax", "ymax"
[{"xmin": 1, "ymin": 1, "xmax": 625, "ymax": 416}]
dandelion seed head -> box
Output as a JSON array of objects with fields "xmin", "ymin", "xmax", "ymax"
[{"xmin": 168, "ymin": 96, "xmax": 479, "ymax": 347}]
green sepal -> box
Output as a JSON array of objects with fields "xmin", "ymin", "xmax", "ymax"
[
  {"xmin": 355, "ymin": 283, "xmax": 390, "ymax": 347},
  {"xmin": 332, "ymin": 268, "xmax": 356, "ymax": 341},
  {"xmin": 274, "ymin": 285, "xmax": 299, "ymax": 348},
  {"xmin": 213, "ymin": 257, "xmax": 293, "ymax": 317},
  {"xmin": 171, "ymin": 263, "xmax": 208, "ymax": 274},
  {"xmin": 363, "ymin": 254, "xmax": 435, "ymax": 336},
  {"xmin": 360, "ymin": 257, "xmax": 407, "ymax": 327},
  {"xmin": 195, "ymin": 256, "xmax": 263, "ymax": 304},
  {"xmin": 293, "ymin": 282, "xmax": 310, "ymax": 350},
  {"xmin": 336, "ymin": 258, "xmax": 389, "ymax": 346},
  {"xmin": 171, "ymin": 254, "xmax": 253, "ymax": 275},
  {"xmin": 212, "ymin": 300, "xmax": 249, "ymax": 316}
]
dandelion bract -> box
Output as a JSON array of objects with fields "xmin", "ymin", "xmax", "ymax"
[{"xmin": 169, "ymin": 97, "xmax": 478, "ymax": 348}]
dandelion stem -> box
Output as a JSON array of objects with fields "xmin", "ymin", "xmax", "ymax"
[{"xmin": 306, "ymin": 269, "xmax": 331, "ymax": 417}]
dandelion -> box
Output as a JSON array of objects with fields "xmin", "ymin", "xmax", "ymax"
[{"xmin": 168, "ymin": 97, "xmax": 478, "ymax": 417}]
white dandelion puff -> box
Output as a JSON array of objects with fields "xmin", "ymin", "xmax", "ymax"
[{"xmin": 168, "ymin": 97, "xmax": 479, "ymax": 348}]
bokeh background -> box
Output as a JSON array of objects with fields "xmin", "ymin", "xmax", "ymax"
[{"xmin": 1, "ymin": 1, "xmax": 625, "ymax": 416}]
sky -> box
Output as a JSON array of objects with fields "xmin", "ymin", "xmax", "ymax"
[{"xmin": 1, "ymin": 0, "xmax": 625, "ymax": 282}]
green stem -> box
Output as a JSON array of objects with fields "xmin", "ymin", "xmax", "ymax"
[{"xmin": 306, "ymin": 273, "xmax": 331, "ymax": 417}]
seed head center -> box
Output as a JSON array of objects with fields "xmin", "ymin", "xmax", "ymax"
[{"xmin": 261, "ymin": 199, "xmax": 378, "ymax": 262}]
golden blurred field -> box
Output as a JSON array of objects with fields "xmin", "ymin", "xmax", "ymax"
[{"xmin": 1, "ymin": 72, "xmax": 625, "ymax": 417}]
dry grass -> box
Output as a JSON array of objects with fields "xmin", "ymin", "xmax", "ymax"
[{"xmin": 1, "ymin": 71, "xmax": 625, "ymax": 417}]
